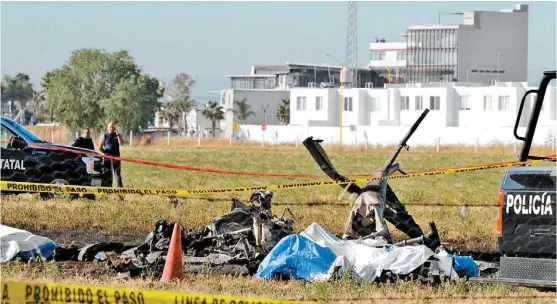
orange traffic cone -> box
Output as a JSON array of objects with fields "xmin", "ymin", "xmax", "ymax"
[{"xmin": 161, "ymin": 223, "xmax": 184, "ymax": 282}]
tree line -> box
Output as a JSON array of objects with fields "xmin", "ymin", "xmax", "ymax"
[{"xmin": 1, "ymin": 48, "xmax": 291, "ymax": 139}]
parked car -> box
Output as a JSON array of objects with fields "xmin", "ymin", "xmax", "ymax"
[{"xmin": 1, "ymin": 117, "xmax": 112, "ymax": 199}]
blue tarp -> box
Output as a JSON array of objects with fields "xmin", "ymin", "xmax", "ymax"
[
  {"xmin": 255, "ymin": 223, "xmax": 480, "ymax": 282},
  {"xmin": 11, "ymin": 242, "xmax": 58, "ymax": 261},
  {"xmin": 449, "ymin": 254, "xmax": 479, "ymax": 278},
  {"xmin": 254, "ymin": 234, "xmax": 337, "ymax": 280}
]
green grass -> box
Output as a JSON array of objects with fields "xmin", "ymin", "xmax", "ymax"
[{"xmin": 1, "ymin": 144, "xmax": 555, "ymax": 303}]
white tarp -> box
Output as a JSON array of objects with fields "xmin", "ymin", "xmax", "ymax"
[
  {"xmin": 0, "ymin": 224, "xmax": 57, "ymax": 262},
  {"xmin": 300, "ymin": 223, "xmax": 458, "ymax": 282}
]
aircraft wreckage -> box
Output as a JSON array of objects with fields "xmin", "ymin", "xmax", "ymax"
[{"xmin": 1, "ymin": 109, "xmax": 489, "ymax": 282}]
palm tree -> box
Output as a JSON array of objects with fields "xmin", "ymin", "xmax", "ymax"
[
  {"xmin": 2, "ymin": 73, "xmax": 33, "ymax": 123},
  {"xmin": 29, "ymin": 91, "xmax": 44, "ymax": 120},
  {"xmin": 41, "ymin": 71, "xmax": 55, "ymax": 122},
  {"xmin": 177, "ymin": 96, "xmax": 197, "ymax": 133},
  {"xmin": 163, "ymin": 95, "xmax": 197, "ymax": 133},
  {"xmin": 30, "ymin": 90, "xmax": 44, "ymax": 119},
  {"xmin": 158, "ymin": 103, "xmax": 180, "ymax": 130},
  {"xmin": 233, "ymin": 98, "xmax": 255, "ymax": 123},
  {"xmin": 276, "ymin": 97, "xmax": 290, "ymax": 125},
  {"xmin": 12, "ymin": 73, "xmax": 34, "ymax": 112},
  {"xmin": 202, "ymin": 100, "xmax": 225, "ymax": 139}
]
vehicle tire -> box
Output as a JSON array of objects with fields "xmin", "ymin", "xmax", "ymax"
[{"xmin": 39, "ymin": 179, "xmax": 79, "ymax": 200}]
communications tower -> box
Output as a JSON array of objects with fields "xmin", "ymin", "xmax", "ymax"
[{"xmin": 345, "ymin": 1, "xmax": 358, "ymax": 87}]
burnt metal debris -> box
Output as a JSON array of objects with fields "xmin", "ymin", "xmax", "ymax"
[{"xmin": 48, "ymin": 190, "xmax": 297, "ymax": 278}]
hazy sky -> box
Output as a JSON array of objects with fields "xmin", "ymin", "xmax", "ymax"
[{"xmin": 1, "ymin": 1, "xmax": 555, "ymax": 100}]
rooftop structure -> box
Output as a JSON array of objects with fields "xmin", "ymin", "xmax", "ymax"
[
  {"xmin": 226, "ymin": 62, "xmax": 387, "ymax": 90},
  {"xmin": 369, "ymin": 4, "xmax": 529, "ymax": 84}
]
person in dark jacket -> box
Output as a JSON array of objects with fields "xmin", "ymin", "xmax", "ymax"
[
  {"xmin": 98, "ymin": 122, "xmax": 125, "ymax": 188},
  {"xmin": 72, "ymin": 128, "xmax": 95, "ymax": 151},
  {"xmin": 72, "ymin": 127, "xmax": 96, "ymax": 200}
]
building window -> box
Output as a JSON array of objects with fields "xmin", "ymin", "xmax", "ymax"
[
  {"xmin": 371, "ymin": 51, "xmax": 385, "ymax": 61},
  {"xmin": 429, "ymin": 96, "xmax": 440, "ymax": 110},
  {"xmin": 397, "ymin": 52, "xmax": 406, "ymax": 61},
  {"xmin": 498, "ymin": 96, "xmax": 510, "ymax": 111},
  {"xmin": 460, "ymin": 96, "xmax": 470, "ymax": 110},
  {"xmin": 414, "ymin": 96, "xmax": 423, "ymax": 110},
  {"xmin": 315, "ymin": 96, "xmax": 323, "ymax": 111},
  {"xmin": 296, "ymin": 96, "xmax": 307, "ymax": 111},
  {"xmin": 371, "ymin": 97, "xmax": 381, "ymax": 111},
  {"xmin": 343, "ymin": 97, "xmax": 353, "ymax": 112},
  {"xmin": 483, "ymin": 96, "xmax": 492, "ymax": 111},
  {"xmin": 401, "ymin": 96, "xmax": 410, "ymax": 110}
]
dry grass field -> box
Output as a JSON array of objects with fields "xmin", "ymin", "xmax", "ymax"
[{"xmin": 1, "ymin": 142, "xmax": 556, "ymax": 303}]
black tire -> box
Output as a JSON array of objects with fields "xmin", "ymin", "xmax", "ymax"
[{"xmin": 39, "ymin": 179, "xmax": 79, "ymax": 200}]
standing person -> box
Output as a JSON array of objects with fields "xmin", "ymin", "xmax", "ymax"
[
  {"xmin": 72, "ymin": 127, "xmax": 96, "ymax": 200},
  {"xmin": 72, "ymin": 128, "xmax": 95, "ymax": 151},
  {"xmin": 98, "ymin": 122, "xmax": 125, "ymax": 188}
]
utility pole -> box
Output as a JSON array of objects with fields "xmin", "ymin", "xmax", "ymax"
[
  {"xmin": 326, "ymin": 54, "xmax": 345, "ymax": 147},
  {"xmin": 497, "ymin": 52, "xmax": 501, "ymax": 82},
  {"xmin": 261, "ymin": 104, "xmax": 269, "ymax": 124},
  {"xmin": 340, "ymin": 63, "xmax": 344, "ymax": 147}
]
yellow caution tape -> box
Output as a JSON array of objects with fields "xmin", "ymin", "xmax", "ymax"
[
  {"xmin": 0, "ymin": 158, "xmax": 553, "ymax": 197},
  {"xmin": 0, "ymin": 281, "xmax": 314, "ymax": 304}
]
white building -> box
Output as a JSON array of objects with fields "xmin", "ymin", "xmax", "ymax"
[
  {"xmin": 368, "ymin": 4, "xmax": 529, "ymax": 83},
  {"xmin": 225, "ymin": 80, "xmax": 553, "ymax": 147},
  {"xmin": 289, "ymin": 81, "xmax": 556, "ymax": 130},
  {"xmin": 369, "ymin": 41, "xmax": 407, "ymax": 84},
  {"xmin": 219, "ymin": 63, "xmax": 387, "ymax": 138}
]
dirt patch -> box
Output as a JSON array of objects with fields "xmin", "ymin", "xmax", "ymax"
[{"xmin": 26, "ymin": 227, "xmax": 149, "ymax": 247}]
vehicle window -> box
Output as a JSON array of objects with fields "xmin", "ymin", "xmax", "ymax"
[
  {"xmin": 1, "ymin": 125, "xmax": 16, "ymax": 149},
  {"xmin": 506, "ymin": 173, "xmax": 556, "ymax": 190},
  {"xmin": 7, "ymin": 122, "xmax": 46, "ymax": 143}
]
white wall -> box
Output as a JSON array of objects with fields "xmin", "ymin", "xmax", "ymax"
[
  {"xmin": 238, "ymin": 124, "xmax": 556, "ymax": 147},
  {"xmin": 369, "ymin": 42, "xmax": 406, "ymax": 68},
  {"xmin": 398, "ymin": 87, "xmax": 449, "ymax": 128},
  {"xmin": 291, "ymin": 88, "xmax": 379, "ymax": 127},
  {"xmin": 341, "ymin": 88, "xmax": 361, "ymax": 127},
  {"xmin": 387, "ymin": 87, "xmax": 401, "ymax": 122},
  {"xmin": 366, "ymin": 88, "xmax": 390, "ymax": 125},
  {"xmin": 455, "ymin": 85, "xmax": 525, "ymax": 128},
  {"xmin": 457, "ymin": 6, "xmax": 529, "ymax": 82},
  {"xmin": 224, "ymin": 81, "xmax": 556, "ymax": 144},
  {"xmin": 290, "ymin": 88, "xmax": 335, "ymax": 126}
]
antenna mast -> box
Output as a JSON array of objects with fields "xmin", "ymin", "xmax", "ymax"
[{"xmin": 345, "ymin": 1, "xmax": 358, "ymax": 87}]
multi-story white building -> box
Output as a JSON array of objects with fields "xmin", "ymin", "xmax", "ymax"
[
  {"xmin": 289, "ymin": 81, "xmax": 556, "ymax": 130},
  {"xmin": 369, "ymin": 4, "xmax": 529, "ymax": 84}
]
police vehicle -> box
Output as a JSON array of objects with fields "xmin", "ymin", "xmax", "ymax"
[
  {"xmin": 471, "ymin": 71, "xmax": 556, "ymax": 288},
  {"xmin": 1, "ymin": 117, "xmax": 112, "ymax": 199}
]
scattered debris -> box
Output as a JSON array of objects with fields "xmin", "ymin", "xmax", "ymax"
[
  {"xmin": 254, "ymin": 222, "xmax": 475, "ymax": 283},
  {"xmin": 27, "ymin": 191, "xmax": 297, "ymax": 278},
  {"xmin": 117, "ymin": 190, "xmax": 296, "ymax": 277}
]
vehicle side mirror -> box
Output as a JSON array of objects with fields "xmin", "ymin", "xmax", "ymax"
[{"xmin": 10, "ymin": 137, "xmax": 28, "ymax": 150}]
